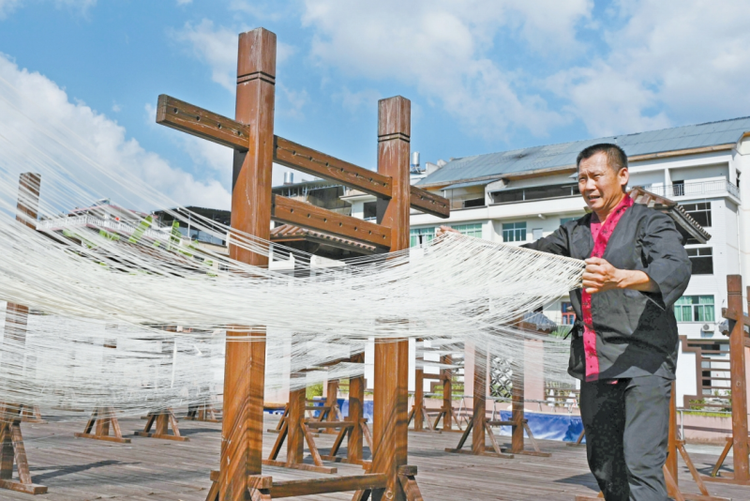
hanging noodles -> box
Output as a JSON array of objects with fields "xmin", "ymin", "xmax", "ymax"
[{"xmin": 0, "ymin": 70, "xmax": 584, "ymax": 419}]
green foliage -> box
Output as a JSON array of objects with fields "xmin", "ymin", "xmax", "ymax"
[{"xmin": 306, "ymin": 383, "xmax": 323, "ymax": 399}]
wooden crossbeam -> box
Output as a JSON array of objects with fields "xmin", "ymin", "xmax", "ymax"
[
  {"xmin": 272, "ymin": 474, "xmax": 387, "ymax": 498},
  {"xmin": 157, "ymin": 94, "xmax": 449, "ymax": 219},
  {"xmin": 157, "ymin": 95, "xmax": 250, "ymax": 150}
]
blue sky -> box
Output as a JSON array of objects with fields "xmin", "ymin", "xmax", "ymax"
[{"xmin": 1, "ymin": 0, "xmax": 749, "ymax": 209}]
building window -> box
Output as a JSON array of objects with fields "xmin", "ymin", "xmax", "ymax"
[
  {"xmin": 687, "ymin": 247, "xmax": 713, "ymax": 275},
  {"xmin": 561, "ymin": 302, "xmax": 575, "ymax": 325},
  {"xmin": 674, "ymin": 295, "xmax": 715, "ymax": 322},
  {"xmin": 363, "ymin": 202, "xmax": 377, "ymax": 221},
  {"xmin": 451, "ymin": 223, "xmax": 483, "ymax": 238},
  {"xmin": 410, "ymin": 227, "xmax": 435, "ymax": 247},
  {"xmin": 502, "ymin": 222, "xmax": 527, "ymax": 242},
  {"xmin": 560, "ymin": 216, "xmax": 579, "ymax": 226},
  {"xmin": 682, "ymin": 202, "xmax": 712, "ymax": 227},
  {"xmin": 672, "ymin": 180, "xmax": 685, "ymax": 197}
]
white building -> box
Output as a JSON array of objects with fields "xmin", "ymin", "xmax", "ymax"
[{"xmin": 345, "ymin": 117, "xmax": 750, "ymax": 408}]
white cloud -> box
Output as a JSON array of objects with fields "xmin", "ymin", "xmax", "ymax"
[
  {"xmin": 176, "ymin": 0, "xmax": 191, "ymax": 4},
  {"xmin": 172, "ymin": 20, "xmax": 298, "ymax": 92},
  {"xmin": 548, "ymin": 0, "xmax": 750, "ymax": 136},
  {"xmin": 300, "ymin": 0, "xmax": 592, "ymax": 139},
  {"xmin": 335, "ymin": 87, "xmax": 381, "ymax": 114},
  {"xmin": 0, "ymin": 53, "xmax": 231, "ymax": 210},
  {"xmin": 277, "ymin": 83, "xmax": 308, "ymax": 119},
  {"xmin": 184, "ymin": 135, "xmax": 233, "ymax": 172},
  {"xmin": 171, "ymin": 19, "xmax": 305, "ymax": 121},
  {"xmin": 0, "ymin": 0, "xmax": 21, "ymax": 19},
  {"xmin": 0, "ymin": 0, "xmax": 95, "ymax": 19},
  {"xmin": 172, "ymin": 20, "xmax": 238, "ymax": 91},
  {"xmin": 111, "ymin": 102, "xmax": 121, "ymax": 112}
]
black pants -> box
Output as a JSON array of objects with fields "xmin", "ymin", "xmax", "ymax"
[{"xmin": 580, "ymin": 375, "xmax": 672, "ymax": 501}]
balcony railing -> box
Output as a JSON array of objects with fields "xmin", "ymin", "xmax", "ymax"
[{"xmin": 643, "ymin": 180, "xmax": 740, "ymax": 200}]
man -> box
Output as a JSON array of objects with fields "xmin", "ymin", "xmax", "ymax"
[{"xmin": 440, "ymin": 143, "xmax": 691, "ymax": 500}]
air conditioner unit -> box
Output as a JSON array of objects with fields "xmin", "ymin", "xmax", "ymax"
[{"xmin": 701, "ymin": 324, "xmax": 713, "ymax": 332}]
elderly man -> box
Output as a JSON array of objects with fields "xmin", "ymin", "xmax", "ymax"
[{"xmin": 441, "ymin": 143, "xmax": 691, "ymax": 500}]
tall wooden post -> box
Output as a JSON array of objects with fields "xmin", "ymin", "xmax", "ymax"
[
  {"xmin": 510, "ymin": 372, "xmax": 524, "ymax": 453},
  {"xmin": 414, "ymin": 365, "xmax": 424, "ymax": 431},
  {"xmin": 219, "ymin": 28, "xmax": 276, "ymax": 501},
  {"xmin": 666, "ymin": 382, "xmax": 679, "ymax": 488},
  {"xmin": 348, "ymin": 353, "xmax": 365, "ymax": 463},
  {"xmin": 372, "ymin": 96, "xmax": 411, "ymax": 500},
  {"xmin": 727, "ymin": 275, "xmax": 749, "ymax": 482},
  {"xmin": 2, "ymin": 172, "xmax": 41, "ymax": 393},
  {"xmin": 0, "ymin": 173, "xmax": 47, "ymax": 495},
  {"xmin": 472, "ymin": 344, "xmax": 487, "ymax": 455},
  {"xmin": 442, "ymin": 354, "xmax": 453, "ymax": 431},
  {"xmin": 3, "ymin": 173, "xmax": 41, "ymax": 358}
]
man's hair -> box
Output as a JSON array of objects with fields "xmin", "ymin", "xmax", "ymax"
[{"xmin": 576, "ymin": 143, "xmax": 628, "ymax": 172}]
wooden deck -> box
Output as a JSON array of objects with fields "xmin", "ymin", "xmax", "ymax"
[{"xmin": 3, "ymin": 413, "xmax": 749, "ymax": 500}]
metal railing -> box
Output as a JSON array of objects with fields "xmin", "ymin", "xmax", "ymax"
[
  {"xmin": 37, "ymin": 215, "xmax": 167, "ymax": 240},
  {"xmin": 644, "ymin": 180, "xmax": 740, "ymax": 200}
]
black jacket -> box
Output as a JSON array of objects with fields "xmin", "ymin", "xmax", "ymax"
[{"xmin": 524, "ymin": 204, "xmax": 691, "ymax": 380}]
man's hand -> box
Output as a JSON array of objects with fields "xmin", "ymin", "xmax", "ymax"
[
  {"xmin": 436, "ymin": 225, "xmax": 460, "ymax": 237},
  {"xmin": 583, "ymin": 257, "xmax": 658, "ymax": 294},
  {"xmin": 582, "ymin": 257, "xmax": 621, "ymax": 293}
]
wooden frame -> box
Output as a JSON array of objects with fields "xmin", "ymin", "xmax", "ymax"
[
  {"xmin": 0, "ymin": 173, "xmax": 47, "ymax": 496},
  {"xmin": 134, "ymin": 408, "xmax": 188, "ymax": 442},
  {"xmin": 703, "ymin": 275, "xmax": 750, "ymax": 485},
  {"xmin": 446, "ymin": 338, "xmax": 550, "ymax": 459},
  {"xmin": 75, "ymin": 406, "xmax": 131, "ymax": 444},
  {"xmin": 157, "ymin": 27, "xmax": 448, "ymax": 500}
]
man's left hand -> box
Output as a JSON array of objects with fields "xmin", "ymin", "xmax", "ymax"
[{"xmin": 582, "ymin": 257, "xmax": 622, "ymax": 294}]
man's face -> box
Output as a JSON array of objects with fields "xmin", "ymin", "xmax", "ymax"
[{"xmin": 577, "ymin": 152, "xmax": 629, "ymax": 216}]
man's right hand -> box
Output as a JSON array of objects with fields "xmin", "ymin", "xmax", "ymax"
[{"xmin": 436, "ymin": 225, "xmax": 459, "ymax": 237}]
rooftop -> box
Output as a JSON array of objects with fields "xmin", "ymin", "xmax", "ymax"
[{"xmin": 418, "ymin": 116, "xmax": 750, "ymax": 187}]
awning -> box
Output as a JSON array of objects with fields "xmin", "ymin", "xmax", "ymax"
[{"xmin": 442, "ymin": 178, "xmax": 499, "ymax": 190}]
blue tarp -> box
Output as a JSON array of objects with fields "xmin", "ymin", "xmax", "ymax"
[
  {"xmin": 300, "ymin": 399, "xmax": 583, "ymax": 442},
  {"xmin": 491, "ymin": 410, "xmax": 584, "ymax": 443}
]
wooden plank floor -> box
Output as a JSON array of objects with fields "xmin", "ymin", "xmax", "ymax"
[{"xmin": 2, "ymin": 414, "xmax": 749, "ymax": 500}]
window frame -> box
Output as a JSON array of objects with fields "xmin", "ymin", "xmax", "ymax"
[
  {"xmin": 502, "ymin": 221, "xmax": 527, "ymax": 242},
  {"xmin": 674, "ymin": 295, "xmax": 715, "ymax": 323}
]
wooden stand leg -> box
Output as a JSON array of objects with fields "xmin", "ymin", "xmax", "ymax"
[
  {"xmin": 20, "ymin": 405, "xmax": 44, "ymax": 424},
  {"xmin": 262, "ymin": 386, "xmax": 337, "ymax": 474},
  {"xmin": 567, "ymin": 428, "xmax": 586, "ymax": 447},
  {"xmin": 0, "ymin": 404, "xmax": 47, "ymax": 495},
  {"xmin": 186, "ymin": 402, "xmax": 220, "ymax": 423},
  {"xmin": 134, "ymin": 408, "xmax": 188, "ymax": 441},
  {"xmin": 75, "ymin": 406, "xmax": 131, "ymax": 443}
]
